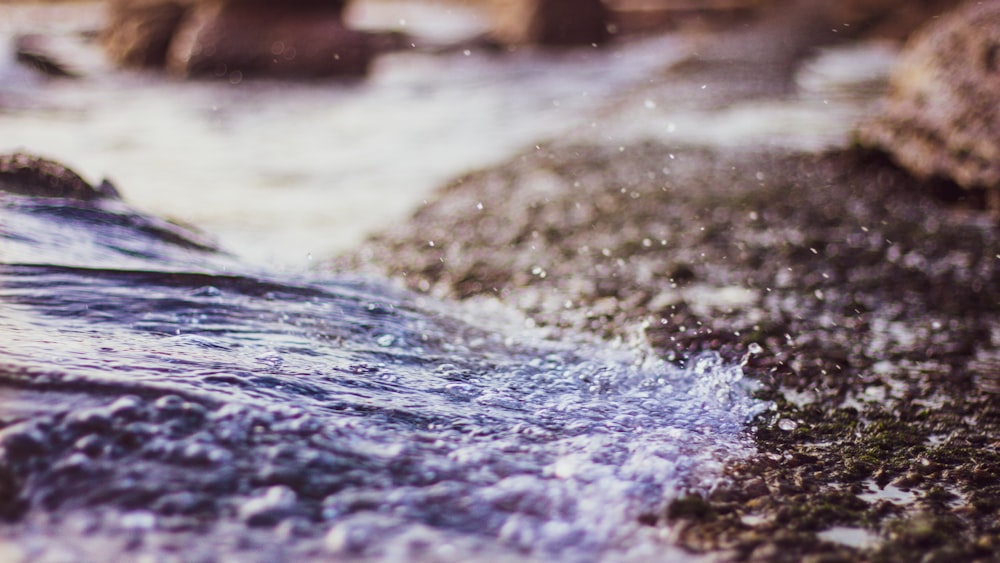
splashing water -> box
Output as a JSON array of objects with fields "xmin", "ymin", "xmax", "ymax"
[{"xmin": 0, "ymin": 193, "xmax": 768, "ymax": 561}]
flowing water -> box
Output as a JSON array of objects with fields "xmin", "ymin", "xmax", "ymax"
[
  {"xmin": 0, "ymin": 3, "xmax": 903, "ymax": 560},
  {"xmin": 0, "ymin": 1, "xmax": 687, "ymax": 267},
  {"xmin": 0, "ymin": 184, "xmax": 768, "ymax": 561},
  {"xmin": 0, "ymin": 2, "xmax": 891, "ymax": 269}
]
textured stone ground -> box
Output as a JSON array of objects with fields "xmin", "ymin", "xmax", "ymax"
[{"xmin": 335, "ymin": 19, "xmax": 1000, "ymax": 561}]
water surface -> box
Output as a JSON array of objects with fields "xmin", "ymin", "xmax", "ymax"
[
  {"xmin": 0, "ymin": 1, "xmax": 686, "ymax": 267},
  {"xmin": 0, "ymin": 184, "xmax": 768, "ymax": 561}
]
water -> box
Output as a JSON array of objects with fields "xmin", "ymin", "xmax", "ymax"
[
  {"xmin": 0, "ymin": 186, "xmax": 768, "ymax": 560},
  {"xmin": 597, "ymin": 40, "xmax": 896, "ymax": 151},
  {"xmin": 0, "ymin": 3, "xmax": 892, "ymax": 559},
  {"xmin": 0, "ymin": 1, "xmax": 687, "ymax": 268},
  {"xmin": 0, "ymin": 2, "xmax": 893, "ymax": 270}
]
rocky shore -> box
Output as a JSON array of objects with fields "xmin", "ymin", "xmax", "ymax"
[
  {"xmin": 335, "ymin": 4, "xmax": 1000, "ymax": 560},
  {"xmin": 3, "ymin": 1, "xmax": 998, "ymax": 560}
]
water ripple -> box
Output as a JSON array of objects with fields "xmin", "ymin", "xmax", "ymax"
[{"xmin": 0, "ymin": 193, "xmax": 768, "ymax": 561}]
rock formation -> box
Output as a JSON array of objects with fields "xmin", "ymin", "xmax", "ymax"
[
  {"xmin": 167, "ymin": 0, "xmax": 369, "ymax": 79},
  {"xmin": 490, "ymin": 0, "xmax": 610, "ymax": 46},
  {"xmin": 0, "ymin": 153, "xmax": 118, "ymax": 201},
  {"xmin": 104, "ymin": 0, "xmax": 191, "ymax": 68},
  {"xmin": 856, "ymin": 0, "xmax": 1000, "ymax": 211},
  {"xmin": 103, "ymin": 0, "xmax": 369, "ymax": 78}
]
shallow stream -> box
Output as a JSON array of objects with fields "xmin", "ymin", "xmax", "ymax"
[
  {"xmin": 0, "ymin": 182, "xmax": 768, "ymax": 561},
  {"xmin": 0, "ymin": 2, "xmax": 906, "ymax": 560}
]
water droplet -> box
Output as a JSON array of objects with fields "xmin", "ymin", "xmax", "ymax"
[
  {"xmin": 777, "ymin": 418, "xmax": 798, "ymax": 431},
  {"xmin": 376, "ymin": 334, "xmax": 395, "ymax": 347}
]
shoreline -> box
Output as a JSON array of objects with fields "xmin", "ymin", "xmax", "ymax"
[{"xmin": 334, "ymin": 19, "xmax": 1000, "ymax": 561}]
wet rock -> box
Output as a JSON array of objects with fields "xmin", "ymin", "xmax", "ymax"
[
  {"xmin": 14, "ymin": 34, "xmax": 80, "ymax": 79},
  {"xmin": 856, "ymin": 1, "xmax": 1000, "ymax": 212},
  {"xmin": 166, "ymin": 0, "xmax": 372, "ymax": 79},
  {"xmin": 104, "ymin": 0, "xmax": 366, "ymax": 78},
  {"xmin": 103, "ymin": 0, "xmax": 191, "ymax": 68},
  {"xmin": 0, "ymin": 153, "xmax": 119, "ymax": 201},
  {"xmin": 490, "ymin": 0, "xmax": 609, "ymax": 46}
]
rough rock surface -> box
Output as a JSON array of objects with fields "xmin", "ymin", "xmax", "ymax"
[
  {"xmin": 0, "ymin": 153, "xmax": 118, "ymax": 201},
  {"xmin": 337, "ymin": 140, "xmax": 1000, "ymax": 563},
  {"xmin": 857, "ymin": 0, "xmax": 1000, "ymax": 210},
  {"xmin": 335, "ymin": 10, "xmax": 1000, "ymax": 559},
  {"xmin": 490, "ymin": 0, "xmax": 609, "ymax": 46}
]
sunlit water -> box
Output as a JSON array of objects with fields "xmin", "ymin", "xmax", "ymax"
[
  {"xmin": 0, "ymin": 1, "xmax": 687, "ymax": 267},
  {"xmin": 0, "ymin": 3, "xmax": 894, "ymax": 269},
  {"xmin": 0, "ymin": 3, "xmax": 898, "ymax": 560},
  {"xmin": 0, "ymin": 189, "xmax": 768, "ymax": 561}
]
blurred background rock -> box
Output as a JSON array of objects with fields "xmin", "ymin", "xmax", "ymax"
[
  {"xmin": 0, "ymin": 0, "xmax": 992, "ymax": 267},
  {"xmin": 857, "ymin": 1, "xmax": 1000, "ymax": 214},
  {"xmin": 4, "ymin": 0, "xmax": 965, "ymax": 80}
]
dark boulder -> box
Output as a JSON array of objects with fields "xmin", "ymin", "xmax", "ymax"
[
  {"xmin": 492, "ymin": 0, "xmax": 610, "ymax": 46},
  {"xmin": 103, "ymin": 0, "xmax": 368, "ymax": 78},
  {"xmin": 166, "ymin": 0, "xmax": 371, "ymax": 78},
  {"xmin": 0, "ymin": 153, "xmax": 119, "ymax": 201}
]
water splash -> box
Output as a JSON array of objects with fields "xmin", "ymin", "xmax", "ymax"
[{"xmin": 0, "ymin": 193, "xmax": 768, "ymax": 561}]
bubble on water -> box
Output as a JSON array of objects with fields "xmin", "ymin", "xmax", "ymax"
[{"xmin": 777, "ymin": 418, "xmax": 798, "ymax": 431}]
